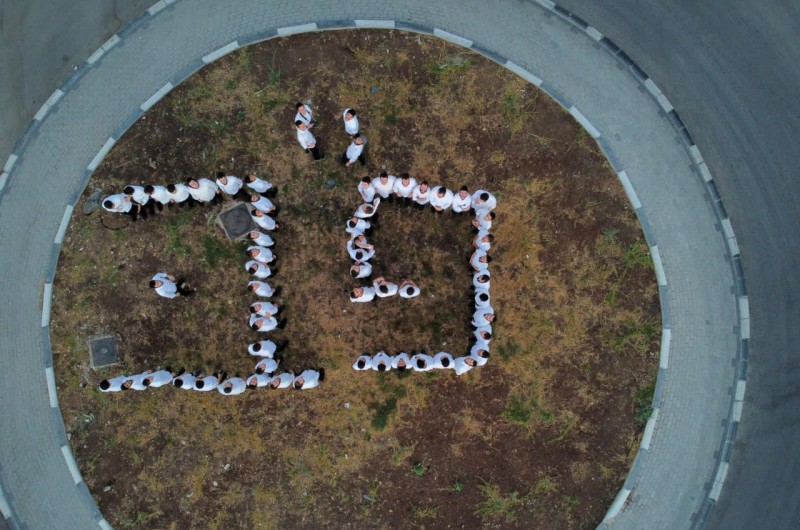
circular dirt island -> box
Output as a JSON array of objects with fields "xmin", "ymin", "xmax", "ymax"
[{"xmin": 52, "ymin": 30, "xmax": 659, "ymax": 529}]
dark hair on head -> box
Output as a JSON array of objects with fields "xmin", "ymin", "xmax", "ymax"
[
  {"xmin": 174, "ymin": 378, "xmax": 184, "ymax": 388},
  {"xmin": 350, "ymin": 289, "xmax": 359, "ymax": 298},
  {"xmin": 143, "ymin": 378, "xmax": 152, "ymax": 387},
  {"xmin": 256, "ymin": 365, "xmax": 265, "ymax": 375},
  {"xmin": 347, "ymin": 219, "xmax": 356, "ymax": 228},
  {"xmin": 405, "ymin": 287, "xmax": 415, "ymax": 296},
  {"xmin": 485, "ymin": 256, "xmax": 493, "ymax": 263},
  {"xmin": 224, "ymin": 386, "xmax": 232, "ymax": 394},
  {"xmin": 416, "ymin": 359, "xmax": 426, "ymax": 369},
  {"xmin": 187, "ymin": 178, "xmax": 198, "ymax": 185},
  {"xmin": 480, "ymin": 350, "xmax": 490, "ymax": 358},
  {"xmin": 196, "ymin": 380, "xmax": 205, "ymax": 389},
  {"xmin": 99, "ymin": 380, "xmax": 110, "ymax": 390},
  {"xmin": 123, "ymin": 186, "xmax": 135, "ymax": 195},
  {"xmin": 380, "ymin": 171, "xmax": 388, "ymax": 178},
  {"xmin": 294, "ymin": 380, "xmax": 303, "ymax": 389},
  {"xmin": 103, "ymin": 200, "xmax": 114, "ymax": 209},
  {"xmin": 350, "ymin": 269, "xmax": 359, "ymax": 279},
  {"xmin": 484, "ymin": 331, "xmax": 492, "ymax": 340},
  {"xmin": 466, "ymin": 357, "xmax": 476, "ymax": 366},
  {"xmin": 349, "ymin": 109, "xmax": 357, "ymax": 116},
  {"xmin": 486, "ymin": 234, "xmax": 495, "ymax": 242},
  {"xmin": 421, "ymin": 180, "xmax": 428, "ymax": 186},
  {"xmin": 478, "ymin": 274, "xmax": 489, "ymax": 283},
  {"xmin": 166, "ymin": 184, "xmax": 177, "ymax": 193},
  {"xmin": 460, "ymin": 185, "xmax": 468, "ymax": 192},
  {"xmin": 488, "ymin": 212, "xmax": 496, "ymax": 220},
  {"xmin": 295, "ymin": 102, "xmax": 304, "ymax": 110},
  {"xmin": 479, "ymin": 293, "xmax": 489, "ymax": 302},
  {"xmin": 252, "ymin": 342, "xmax": 262, "ymax": 352},
  {"xmin": 401, "ymin": 172, "xmax": 409, "ymax": 179},
  {"xmin": 216, "ymin": 171, "xmax": 225, "ymax": 179},
  {"xmin": 379, "ymin": 285, "xmax": 389, "ymax": 294},
  {"xmin": 144, "ymin": 185, "xmax": 155, "ymax": 194},
  {"xmin": 149, "ymin": 280, "xmax": 157, "ymax": 288},
  {"xmin": 248, "ymin": 283, "xmax": 258, "ymax": 292},
  {"xmin": 249, "ymin": 265, "xmax": 258, "ymax": 274},
  {"xmin": 357, "ymin": 359, "xmax": 366, "ymax": 369},
  {"xmin": 294, "ymin": 120, "xmax": 303, "ymax": 127},
  {"xmin": 441, "ymin": 357, "xmax": 451, "ymax": 367},
  {"xmin": 480, "ymin": 192, "xmax": 489, "ymax": 201},
  {"xmin": 364, "ymin": 205, "xmax": 373, "ymax": 213},
  {"xmin": 251, "ymin": 323, "xmax": 259, "ymax": 331},
  {"xmin": 250, "ymin": 304, "xmax": 259, "ymax": 313},
  {"xmin": 377, "ymin": 363, "xmax": 386, "ymax": 372},
  {"xmin": 437, "ymin": 188, "xmax": 446, "ymax": 196},
  {"xmin": 361, "ymin": 176, "xmax": 371, "ymax": 183},
  {"xmin": 247, "ymin": 381, "xmax": 257, "ymax": 389}
]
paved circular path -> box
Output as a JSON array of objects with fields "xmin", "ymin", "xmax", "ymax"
[{"xmin": 0, "ymin": 1, "xmax": 757, "ymax": 528}]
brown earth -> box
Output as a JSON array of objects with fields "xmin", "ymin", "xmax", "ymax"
[{"xmin": 51, "ymin": 30, "xmax": 660, "ymax": 529}]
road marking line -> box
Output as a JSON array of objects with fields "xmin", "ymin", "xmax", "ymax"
[
  {"xmin": 42, "ymin": 282, "xmax": 53, "ymax": 327},
  {"xmin": 698, "ymin": 161, "xmax": 713, "ymax": 182},
  {"xmin": 46, "ymin": 367, "xmax": 58, "ymax": 408},
  {"xmin": 60, "ymin": 445, "xmax": 83, "ymax": 484},
  {"xmin": 87, "ymin": 137, "xmax": 116, "ymax": 171},
  {"xmin": 644, "ymin": 78, "xmax": 662, "ymax": 98},
  {"xmin": 33, "ymin": 89, "xmax": 66, "ymax": 121},
  {"xmin": 504, "ymin": 60, "xmax": 543, "ymax": 87},
  {"xmin": 0, "ymin": 484, "xmax": 11, "ymax": 519},
  {"xmin": 140, "ymin": 82, "xmax": 174, "ymax": 111},
  {"xmin": 4, "ymin": 153, "xmax": 18, "ymax": 173},
  {"xmin": 534, "ymin": 0, "xmax": 555, "ymax": 10},
  {"xmin": 650, "ymin": 245, "xmax": 667, "ymax": 286},
  {"xmin": 603, "ymin": 487, "xmax": 632, "ymax": 521},
  {"xmin": 585, "ymin": 26, "xmax": 603, "ymax": 41},
  {"xmin": 202, "ymin": 41, "xmax": 240, "ymax": 64},
  {"xmin": 99, "ymin": 519, "xmax": 113, "ymax": 530},
  {"xmin": 709, "ymin": 462, "xmax": 729, "ymax": 501},
  {"xmin": 735, "ymin": 379, "xmax": 746, "ymax": 402},
  {"xmin": 739, "ymin": 295, "xmax": 750, "ymax": 339},
  {"xmin": 433, "ymin": 28, "xmax": 473, "ymax": 48},
  {"xmin": 688, "ymin": 144, "xmax": 703, "ymax": 165},
  {"xmin": 641, "ymin": 408, "xmax": 659, "ymax": 450},
  {"xmin": 721, "ymin": 218, "xmax": 735, "ymax": 240},
  {"xmin": 55, "ymin": 204, "xmax": 74, "ymax": 245},
  {"xmin": 277, "ymin": 23, "xmax": 318, "ymax": 36},
  {"xmin": 86, "ymin": 34, "xmax": 121, "ymax": 65},
  {"xmin": 732, "ymin": 401, "xmax": 743, "ymax": 422},
  {"xmin": 354, "ymin": 19, "xmax": 395, "ymax": 29},
  {"xmin": 656, "ymin": 93, "xmax": 674, "ymax": 113},
  {"xmin": 616, "ymin": 170, "xmax": 642, "ymax": 210},
  {"xmin": 147, "ymin": 0, "xmax": 177, "ymax": 16},
  {"xmin": 659, "ymin": 328, "xmax": 671, "ymax": 369},
  {"xmin": 568, "ymin": 106, "xmax": 601, "ymax": 138},
  {"xmin": 0, "ymin": 171, "xmax": 8, "ymax": 193}
]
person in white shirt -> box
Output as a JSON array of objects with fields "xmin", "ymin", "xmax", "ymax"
[
  {"xmin": 215, "ymin": 171, "xmax": 245, "ymax": 198},
  {"xmin": 126, "ymin": 371, "xmax": 149, "ymax": 391},
  {"xmin": 474, "ymin": 327, "xmax": 492, "ymax": 343},
  {"xmin": 393, "ymin": 173, "xmax": 417, "ymax": 200},
  {"xmin": 250, "ymin": 194, "xmax": 275, "ymax": 214},
  {"xmin": 248, "ymin": 340, "xmax": 277, "ymax": 358},
  {"xmin": 102, "ymin": 194, "xmax": 136, "ymax": 219},
  {"xmin": 293, "ymin": 368, "xmax": 324, "ymax": 390},
  {"xmin": 144, "ymin": 184, "xmax": 171, "ymax": 210},
  {"xmin": 355, "ymin": 198, "xmax": 380, "ymax": 219},
  {"xmin": 245, "ymin": 173, "xmax": 273, "ymax": 194},
  {"xmin": 372, "ymin": 172, "xmax": 396, "ymax": 200},
  {"xmin": 412, "ymin": 181, "xmax": 431, "ymax": 207},
  {"xmin": 475, "ymin": 291, "xmax": 491, "ymax": 309},
  {"xmin": 252, "ymin": 210, "xmax": 279, "ymax": 231},
  {"xmin": 373, "ymin": 277, "xmax": 398, "ymax": 298},
  {"xmin": 411, "ymin": 352, "xmax": 434, "ymax": 372},
  {"xmin": 391, "ymin": 352, "xmax": 411, "ymax": 372},
  {"xmin": 249, "ymin": 231, "xmax": 274, "ymax": 247},
  {"xmin": 246, "ymin": 373, "xmax": 271, "ymax": 389},
  {"xmin": 123, "ymin": 185, "xmax": 150, "ymax": 207},
  {"xmin": 353, "ymin": 355, "xmax": 373, "ymax": 370},
  {"xmin": 358, "ymin": 176, "xmax": 376, "ymax": 203},
  {"xmin": 150, "ymin": 272, "xmax": 188, "ymax": 298},
  {"xmin": 185, "ymin": 178, "xmax": 218, "ymax": 204},
  {"xmin": 294, "ymin": 102, "xmax": 315, "ymax": 128},
  {"xmin": 347, "ymin": 235, "xmax": 374, "ymax": 261},
  {"xmin": 248, "ymin": 280, "xmax": 274, "ymax": 297},
  {"xmin": 269, "ymin": 372, "xmax": 295, "ymax": 389},
  {"xmin": 472, "ymin": 190, "xmax": 497, "ymax": 211},
  {"xmin": 137, "ymin": 369, "xmax": 175, "ymax": 388},
  {"xmin": 453, "ymin": 356, "xmax": 477, "ymax": 375},
  {"xmin": 472, "ymin": 308, "xmax": 495, "ymax": 327},
  {"xmin": 99, "ymin": 375, "xmax": 133, "ymax": 392},
  {"xmin": 472, "ymin": 210, "xmax": 496, "ymax": 231},
  {"xmin": 166, "ymin": 183, "xmax": 192, "ymax": 205},
  {"xmin": 350, "ymin": 286, "xmax": 376, "ymax": 302},
  {"xmin": 193, "ymin": 372, "xmax": 222, "ymax": 392},
  {"xmin": 451, "ymin": 186, "xmax": 472, "ymax": 213},
  {"xmin": 255, "ymin": 357, "xmax": 280, "ymax": 375},
  {"xmin": 432, "ymin": 352, "xmax": 455, "ymax": 369},
  {"xmin": 470, "ymin": 344, "xmax": 490, "ymax": 366},
  {"xmin": 341, "ymin": 133, "xmax": 366, "ymax": 167},
  {"xmin": 248, "ymin": 246, "xmax": 274, "ymax": 264},
  {"xmin": 473, "ymin": 231, "xmax": 493, "ymax": 252},
  {"xmin": 350, "ymin": 261, "xmax": 372, "ymax": 280},
  {"xmin": 429, "ymin": 186, "xmax": 454, "ymax": 212},
  {"xmin": 398, "ymin": 279, "xmax": 421, "ymax": 299},
  {"xmin": 372, "ymin": 351, "xmax": 392, "ymax": 372},
  {"xmin": 172, "ymin": 372, "xmax": 197, "ymax": 390},
  {"xmin": 346, "ymin": 217, "xmax": 371, "ymax": 236},
  {"xmin": 246, "ymin": 261, "xmax": 272, "ymax": 279},
  {"xmin": 218, "ymin": 377, "xmax": 247, "ymax": 395},
  {"xmin": 473, "ymin": 272, "xmax": 490, "ymax": 291},
  {"xmin": 296, "ymin": 121, "xmax": 323, "ymax": 160},
  {"xmin": 470, "ymin": 249, "xmax": 492, "ymax": 272},
  {"xmin": 250, "ymin": 314, "xmax": 278, "ymax": 332},
  {"xmin": 343, "ymin": 108, "xmax": 359, "ymax": 136},
  {"xmin": 250, "ymin": 301, "xmax": 279, "ymax": 317}
]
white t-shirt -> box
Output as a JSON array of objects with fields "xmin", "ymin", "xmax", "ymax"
[
  {"xmin": 295, "ymin": 104, "xmax": 314, "ymax": 127},
  {"xmin": 173, "ymin": 373, "xmax": 196, "ymax": 390},
  {"xmin": 475, "ymin": 291, "xmax": 491, "ymax": 308},
  {"xmin": 129, "ymin": 372, "xmax": 152, "ymax": 390},
  {"xmin": 429, "ymin": 186, "xmax": 454, "ymax": 210},
  {"xmin": 351, "ymin": 262, "xmax": 372, "ymax": 280},
  {"xmin": 474, "ymin": 209, "xmax": 494, "ymax": 230},
  {"xmin": 250, "ymin": 314, "xmax": 278, "ymax": 332},
  {"xmin": 353, "ymin": 355, "xmax": 374, "ymax": 370},
  {"xmin": 471, "ymin": 249, "xmax": 489, "ymax": 271},
  {"xmin": 372, "ymin": 352, "xmax": 392, "ymax": 372},
  {"xmin": 391, "ymin": 353, "xmax": 411, "ymax": 371},
  {"xmin": 393, "ymin": 177, "xmax": 416, "ymax": 198},
  {"xmin": 251, "ymin": 195, "xmax": 274, "ymax": 213},
  {"xmin": 189, "ymin": 178, "xmax": 218, "ymax": 202},
  {"xmin": 152, "ymin": 272, "xmax": 178, "ymax": 298},
  {"xmin": 247, "ymin": 373, "xmax": 271, "ymax": 388},
  {"xmin": 216, "ymin": 175, "xmax": 243, "ymax": 195},
  {"xmin": 252, "ymin": 212, "xmax": 277, "ymax": 231},
  {"xmin": 474, "ymin": 230, "xmax": 491, "ymax": 252},
  {"xmin": 251, "ymin": 301, "xmax": 279, "ymax": 317},
  {"xmin": 471, "ymin": 190, "xmax": 497, "ymax": 211},
  {"xmin": 453, "ymin": 356, "xmax": 474, "ymax": 375},
  {"xmin": 472, "ymin": 308, "xmax": 495, "ymax": 328},
  {"xmin": 451, "ymin": 191, "xmax": 472, "ymax": 213},
  {"xmin": 193, "ymin": 375, "xmax": 219, "ymax": 391},
  {"xmin": 412, "ymin": 185, "xmax": 430, "ymax": 205},
  {"xmin": 270, "ymin": 372, "xmax": 294, "ymax": 389},
  {"xmin": 248, "ymin": 340, "xmax": 277, "ymax": 358},
  {"xmin": 358, "ymin": 182, "xmax": 376, "ymax": 203},
  {"xmin": 248, "ymin": 281, "xmax": 274, "ymax": 297},
  {"xmin": 411, "ymin": 353, "xmax": 434, "ymax": 372},
  {"xmin": 371, "ymin": 176, "xmax": 396, "ymax": 198},
  {"xmin": 218, "ymin": 377, "xmax": 247, "ymax": 395},
  {"xmin": 474, "ymin": 325, "xmax": 492, "ymax": 343},
  {"xmin": 102, "ymin": 194, "xmax": 132, "ymax": 213},
  {"xmin": 99, "ymin": 375, "xmax": 130, "ymax": 392},
  {"xmin": 433, "ymin": 352, "xmax": 455, "ymax": 369},
  {"xmin": 247, "ymin": 177, "xmax": 273, "ymax": 193},
  {"xmin": 248, "ymin": 246, "xmax": 274, "ymax": 264},
  {"xmin": 345, "ymin": 140, "xmax": 365, "ymax": 163},
  {"xmin": 246, "ymin": 260, "xmax": 271, "ymax": 279},
  {"xmin": 346, "ymin": 218, "xmax": 370, "ymax": 236},
  {"xmin": 473, "ymin": 271, "xmax": 490, "ymax": 291},
  {"xmin": 399, "ymin": 283, "xmax": 421, "ymax": 299},
  {"xmin": 126, "ymin": 185, "xmax": 150, "ymax": 205},
  {"xmin": 343, "ymin": 108, "xmax": 359, "ymax": 135},
  {"xmin": 148, "ymin": 185, "xmax": 171, "ymax": 204},
  {"xmin": 470, "ymin": 343, "xmax": 490, "ymax": 366},
  {"xmin": 355, "ymin": 198, "xmax": 380, "ymax": 219},
  {"xmin": 350, "ymin": 286, "xmax": 376, "ymax": 302},
  {"xmin": 255, "ymin": 358, "xmax": 279, "ymax": 375},
  {"xmin": 296, "ymin": 127, "xmax": 316, "ymax": 149},
  {"xmin": 294, "ymin": 369, "xmax": 320, "ymax": 390},
  {"xmin": 147, "ymin": 370, "xmax": 174, "ymax": 387},
  {"xmin": 250, "ymin": 232, "xmax": 274, "ymax": 247},
  {"xmin": 168, "ymin": 183, "xmax": 191, "ymax": 203},
  {"xmin": 373, "ymin": 280, "xmax": 398, "ymax": 298}
]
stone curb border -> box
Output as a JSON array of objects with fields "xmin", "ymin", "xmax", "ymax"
[{"xmin": 0, "ymin": 1, "xmax": 746, "ymax": 528}]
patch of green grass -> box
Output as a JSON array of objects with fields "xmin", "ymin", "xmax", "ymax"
[
  {"xmin": 534, "ymin": 475, "xmax": 559, "ymax": 495},
  {"xmin": 412, "ymin": 504, "xmax": 438, "ymax": 519},
  {"xmin": 201, "ymin": 235, "xmax": 240, "ymax": 268},
  {"xmin": 497, "ymin": 338, "xmax": 521, "ymax": 361},
  {"xmin": 413, "ymin": 462, "xmax": 426, "ymax": 477},
  {"xmin": 504, "ymin": 394, "xmax": 533, "ymax": 425},
  {"xmin": 634, "ymin": 379, "xmax": 656, "ymax": 427},
  {"xmin": 369, "ymin": 397, "xmax": 397, "ymax": 430},
  {"xmin": 453, "ymin": 480, "xmax": 464, "ymax": 493},
  {"xmin": 475, "ymin": 481, "xmax": 531, "ymax": 524},
  {"xmin": 601, "ymin": 227, "xmax": 620, "ymax": 244}
]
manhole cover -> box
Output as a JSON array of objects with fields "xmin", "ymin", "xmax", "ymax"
[
  {"xmin": 89, "ymin": 336, "xmax": 118, "ymax": 368},
  {"xmin": 218, "ymin": 202, "xmax": 255, "ymax": 241}
]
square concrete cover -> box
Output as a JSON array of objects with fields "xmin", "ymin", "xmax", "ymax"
[
  {"xmin": 89, "ymin": 336, "xmax": 119, "ymax": 368},
  {"xmin": 218, "ymin": 202, "xmax": 256, "ymax": 241}
]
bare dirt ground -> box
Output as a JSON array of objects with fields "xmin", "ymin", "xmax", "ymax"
[{"xmin": 51, "ymin": 31, "xmax": 660, "ymax": 529}]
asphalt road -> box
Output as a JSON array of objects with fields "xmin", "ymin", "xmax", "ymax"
[{"xmin": 559, "ymin": 1, "xmax": 800, "ymax": 527}]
